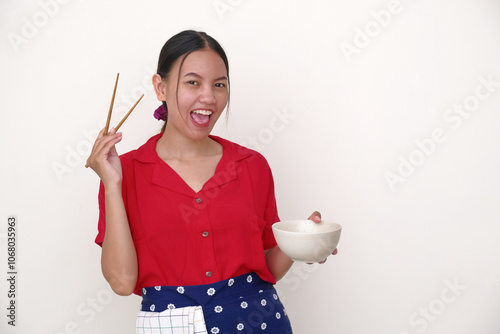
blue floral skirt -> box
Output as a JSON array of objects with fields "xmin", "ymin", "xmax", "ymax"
[{"xmin": 137, "ymin": 272, "xmax": 293, "ymax": 333}]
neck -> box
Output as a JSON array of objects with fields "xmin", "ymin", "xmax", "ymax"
[{"xmin": 156, "ymin": 130, "xmax": 217, "ymax": 160}]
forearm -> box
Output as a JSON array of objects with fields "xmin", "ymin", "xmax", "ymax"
[
  {"xmin": 101, "ymin": 183, "xmax": 138, "ymax": 296},
  {"xmin": 265, "ymin": 245, "xmax": 294, "ymax": 282}
]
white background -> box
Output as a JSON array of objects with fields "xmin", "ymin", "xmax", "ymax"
[{"xmin": 1, "ymin": 0, "xmax": 500, "ymax": 333}]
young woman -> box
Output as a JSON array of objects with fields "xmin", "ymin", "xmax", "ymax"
[{"xmin": 87, "ymin": 30, "xmax": 335, "ymax": 334}]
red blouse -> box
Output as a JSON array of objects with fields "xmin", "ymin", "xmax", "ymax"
[{"xmin": 95, "ymin": 134, "xmax": 279, "ymax": 295}]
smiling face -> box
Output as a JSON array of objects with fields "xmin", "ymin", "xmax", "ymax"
[{"xmin": 154, "ymin": 48, "xmax": 229, "ymax": 141}]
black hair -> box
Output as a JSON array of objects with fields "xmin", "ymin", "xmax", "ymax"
[{"xmin": 157, "ymin": 30, "xmax": 230, "ymax": 132}]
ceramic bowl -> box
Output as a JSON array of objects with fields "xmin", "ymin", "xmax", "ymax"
[{"xmin": 272, "ymin": 220, "xmax": 342, "ymax": 263}]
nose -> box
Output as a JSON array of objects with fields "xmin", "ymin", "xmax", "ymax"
[{"xmin": 199, "ymin": 85, "xmax": 216, "ymax": 104}]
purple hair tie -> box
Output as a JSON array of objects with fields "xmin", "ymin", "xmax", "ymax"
[{"xmin": 154, "ymin": 104, "xmax": 167, "ymax": 121}]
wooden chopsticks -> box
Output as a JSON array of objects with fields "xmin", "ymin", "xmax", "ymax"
[
  {"xmin": 104, "ymin": 73, "xmax": 120, "ymax": 136},
  {"xmin": 114, "ymin": 93, "xmax": 144, "ymax": 131},
  {"xmin": 85, "ymin": 73, "xmax": 144, "ymax": 168}
]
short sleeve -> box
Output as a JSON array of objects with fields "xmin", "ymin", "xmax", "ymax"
[
  {"xmin": 94, "ymin": 181, "xmax": 106, "ymax": 247},
  {"xmin": 262, "ymin": 167, "xmax": 279, "ymax": 250}
]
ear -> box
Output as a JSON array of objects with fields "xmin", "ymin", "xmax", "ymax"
[{"xmin": 152, "ymin": 74, "xmax": 167, "ymax": 101}]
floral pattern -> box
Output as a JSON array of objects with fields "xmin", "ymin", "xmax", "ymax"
[{"xmin": 139, "ymin": 273, "xmax": 291, "ymax": 333}]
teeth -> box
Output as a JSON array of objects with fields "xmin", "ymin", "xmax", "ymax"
[{"xmin": 192, "ymin": 110, "xmax": 212, "ymax": 116}]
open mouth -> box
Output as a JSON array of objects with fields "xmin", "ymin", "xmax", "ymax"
[{"xmin": 190, "ymin": 109, "xmax": 213, "ymax": 125}]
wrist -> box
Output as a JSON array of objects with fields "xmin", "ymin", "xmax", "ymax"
[{"xmin": 103, "ymin": 181, "xmax": 122, "ymax": 194}]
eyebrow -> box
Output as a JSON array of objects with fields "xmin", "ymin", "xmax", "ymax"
[{"xmin": 184, "ymin": 72, "xmax": 228, "ymax": 81}]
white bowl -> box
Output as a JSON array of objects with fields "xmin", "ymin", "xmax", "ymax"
[{"xmin": 272, "ymin": 220, "xmax": 342, "ymax": 263}]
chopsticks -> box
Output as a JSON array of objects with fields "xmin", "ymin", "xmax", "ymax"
[
  {"xmin": 85, "ymin": 73, "xmax": 144, "ymax": 168},
  {"xmin": 104, "ymin": 73, "xmax": 120, "ymax": 136},
  {"xmin": 114, "ymin": 93, "xmax": 144, "ymax": 131}
]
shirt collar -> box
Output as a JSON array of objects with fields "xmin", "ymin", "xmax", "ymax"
[
  {"xmin": 132, "ymin": 133, "xmax": 254, "ymax": 195},
  {"xmin": 132, "ymin": 133, "xmax": 254, "ymax": 164}
]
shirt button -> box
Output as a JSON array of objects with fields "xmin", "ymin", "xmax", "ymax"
[
  {"xmin": 202, "ymin": 231, "xmax": 209, "ymax": 237},
  {"xmin": 206, "ymin": 271, "xmax": 212, "ymax": 277},
  {"xmin": 195, "ymin": 198, "xmax": 203, "ymax": 204}
]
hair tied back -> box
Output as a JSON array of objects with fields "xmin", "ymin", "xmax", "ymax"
[{"xmin": 154, "ymin": 104, "xmax": 167, "ymax": 121}]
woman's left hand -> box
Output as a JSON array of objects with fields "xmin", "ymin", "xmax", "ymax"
[{"xmin": 308, "ymin": 211, "xmax": 338, "ymax": 263}]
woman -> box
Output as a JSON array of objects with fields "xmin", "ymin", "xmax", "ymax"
[{"xmin": 87, "ymin": 30, "xmax": 335, "ymax": 334}]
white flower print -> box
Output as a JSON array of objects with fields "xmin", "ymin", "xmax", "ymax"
[
  {"xmin": 142, "ymin": 288, "xmax": 147, "ymax": 295},
  {"xmin": 211, "ymin": 327, "xmax": 220, "ymax": 334},
  {"xmin": 273, "ymin": 293, "xmax": 278, "ymax": 300},
  {"xmin": 214, "ymin": 305, "xmax": 223, "ymax": 313},
  {"xmin": 237, "ymin": 323, "xmax": 245, "ymax": 331},
  {"xmin": 240, "ymin": 301, "xmax": 248, "ymax": 309},
  {"xmin": 154, "ymin": 286, "xmax": 161, "ymax": 291},
  {"xmin": 259, "ymin": 290, "xmax": 263, "ymax": 293},
  {"xmin": 167, "ymin": 304, "xmax": 175, "ymax": 310},
  {"xmin": 177, "ymin": 286, "xmax": 185, "ymax": 294},
  {"xmin": 228, "ymin": 278, "xmax": 234, "ymax": 286},
  {"xmin": 149, "ymin": 304, "xmax": 155, "ymax": 312},
  {"xmin": 261, "ymin": 322, "xmax": 267, "ymax": 330},
  {"xmin": 276, "ymin": 312, "xmax": 281, "ymax": 319},
  {"xmin": 207, "ymin": 288, "xmax": 216, "ymax": 296},
  {"xmin": 246, "ymin": 275, "xmax": 253, "ymax": 283},
  {"xmin": 284, "ymin": 309, "xmax": 287, "ymax": 316},
  {"xmin": 261, "ymin": 299, "xmax": 267, "ymax": 306}
]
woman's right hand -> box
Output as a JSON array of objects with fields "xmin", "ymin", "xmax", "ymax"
[
  {"xmin": 86, "ymin": 127, "xmax": 123, "ymax": 186},
  {"xmin": 89, "ymin": 128, "xmax": 137, "ymax": 295}
]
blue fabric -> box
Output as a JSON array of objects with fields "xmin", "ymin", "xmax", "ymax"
[{"xmin": 141, "ymin": 272, "xmax": 293, "ymax": 333}]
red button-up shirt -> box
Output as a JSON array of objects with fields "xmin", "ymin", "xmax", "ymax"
[{"xmin": 95, "ymin": 134, "xmax": 279, "ymax": 295}]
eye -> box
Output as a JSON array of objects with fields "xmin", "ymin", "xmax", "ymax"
[
  {"xmin": 215, "ymin": 83, "xmax": 226, "ymax": 88},
  {"xmin": 187, "ymin": 80, "xmax": 198, "ymax": 85}
]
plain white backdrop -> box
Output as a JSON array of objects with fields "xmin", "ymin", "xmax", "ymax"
[{"xmin": 1, "ymin": 0, "xmax": 500, "ymax": 333}]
